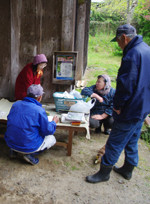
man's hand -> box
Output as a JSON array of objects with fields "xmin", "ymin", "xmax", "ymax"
[
  {"xmin": 52, "ymin": 115, "xmax": 59, "ymax": 123},
  {"xmin": 91, "ymin": 93, "xmax": 103, "ymax": 103},
  {"xmin": 113, "ymin": 108, "xmax": 121, "ymax": 115}
]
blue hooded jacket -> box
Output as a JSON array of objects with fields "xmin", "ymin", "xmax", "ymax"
[
  {"xmin": 113, "ymin": 35, "xmax": 150, "ymax": 122},
  {"xmin": 5, "ymin": 97, "xmax": 56, "ymax": 153}
]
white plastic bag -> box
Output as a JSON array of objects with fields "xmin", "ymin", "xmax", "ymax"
[
  {"xmin": 69, "ymin": 89, "xmax": 82, "ymax": 99},
  {"xmin": 65, "ymin": 112, "xmax": 84, "ymax": 121},
  {"xmin": 53, "ymin": 91, "xmax": 74, "ymax": 98},
  {"xmin": 69, "ymin": 98, "xmax": 96, "ymax": 114},
  {"xmin": 61, "ymin": 113, "xmax": 86, "ymax": 124}
]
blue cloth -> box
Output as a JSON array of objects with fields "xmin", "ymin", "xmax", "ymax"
[
  {"xmin": 5, "ymin": 97, "xmax": 56, "ymax": 153},
  {"xmin": 101, "ymin": 119, "xmax": 144, "ymax": 166},
  {"xmin": 81, "ymin": 86, "xmax": 115, "ymax": 116},
  {"xmin": 113, "ymin": 35, "xmax": 150, "ymax": 122}
]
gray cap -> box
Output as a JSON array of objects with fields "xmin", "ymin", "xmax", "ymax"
[
  {"xmin": 111, "ymin": 24, "xmax": 137, "ymax": 42},
  {"xmin": 27, "ymin": 84, "xmax": 44, "ymax": 97}
]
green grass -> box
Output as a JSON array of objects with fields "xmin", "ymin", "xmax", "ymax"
[{"xmin": 87, "ymin": 33, "xmax": 121, "ymax": 88}]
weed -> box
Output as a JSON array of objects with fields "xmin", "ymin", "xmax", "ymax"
[
  {"xmin": 53, "ymin": 160, "xmax": 60, "ymax": 165},
  {"xmin": 65, "ymin": 162, "xmax": 70, "ymax": 167},
  {"xmin": 71, "ymin": 166, "xmax": 79, "ymax": 171}
]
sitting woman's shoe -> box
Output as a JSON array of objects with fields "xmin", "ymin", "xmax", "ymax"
[
  {"xmin": 95, "ymin": 125, "xmax": 102, "ymax": 133},
  {"xmin": 9, "ymin": 149, "xmax": 18, "ymax": 159},
  {"xmin": 23, "ymin": 154, "xmax": 39, "ymax": 165},
  {"xmin": 104, "ymin": 129, "xmax": 110, "ymax": 135}
]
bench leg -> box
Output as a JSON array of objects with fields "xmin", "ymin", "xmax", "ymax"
[{"xmin": 67, "ymin": 129, "xmax": 74, "ymax": 156}]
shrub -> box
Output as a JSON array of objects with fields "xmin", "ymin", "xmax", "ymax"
[{"xmin": 141, "ymin": 125, "xmax": 150, "ymax": 144}]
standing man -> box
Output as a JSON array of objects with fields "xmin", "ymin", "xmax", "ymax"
[
  {"xmin": 5, "ymin": 84, "xmax": 59, "ymax": 165},
  {"xmin": 86, "ymin": 24, "xmax": 150, "ymax": 183}
]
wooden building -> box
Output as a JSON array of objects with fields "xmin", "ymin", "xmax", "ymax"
[{"xmin": 0, "ymin": 0, "xmax": 91, "ymax": 102}]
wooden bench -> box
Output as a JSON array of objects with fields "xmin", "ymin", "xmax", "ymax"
[{"xmin": 55, "ymin": 124, "xmax": 88, "ymax": 156}]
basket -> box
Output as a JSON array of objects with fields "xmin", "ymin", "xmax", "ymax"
[{"xmin": 53, "ymin": 92, "xmax": 87, "ymax": 112}]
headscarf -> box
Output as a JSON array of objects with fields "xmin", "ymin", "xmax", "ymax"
[{"xmin": 97, "ymin": 74, "xmax": 111, "ymax": 95}]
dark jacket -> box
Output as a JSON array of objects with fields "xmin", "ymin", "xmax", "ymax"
[
  {"xmin": 5, "ymin": 97, "xmax": 56, "ymax": 153},
  {"xmin": 81, "ymin": 86, "xmax": 115, "ymax": 116},
  {"xmin": 113, "ymin": 35, "xmax": 150, "ymax": 122}
]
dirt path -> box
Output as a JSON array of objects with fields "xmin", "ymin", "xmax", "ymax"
[{"xmin": 0, "ymin": 128, "xmax": 150, "ymax": 204}]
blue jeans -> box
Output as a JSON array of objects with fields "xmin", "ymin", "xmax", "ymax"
[{"xmin": 101, "ymin": 119, "xmax": 144, "ymax": 166}]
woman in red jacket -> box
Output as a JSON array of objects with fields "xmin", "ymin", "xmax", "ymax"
[{"xmin": 15, "ymin": 54, "xmax": 48, "ymax": 100}]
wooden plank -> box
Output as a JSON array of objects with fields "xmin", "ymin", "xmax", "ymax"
[
  {"xmin": 67, "ymin": 129, "xmax": 74, "ymax": 156},
  {"xmin": 61, "ymin": 0, "xmax": 76, "ymax": 51},
  {"xmin": 55, "ymin": 141, "xmax": 67, "ymax": 148}
]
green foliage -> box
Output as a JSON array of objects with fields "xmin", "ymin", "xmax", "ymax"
[
  {"xmin": 89, "ymin": 21, "xmax": 125, "ymax": 36},
  {"xmin": 143, "ymin": 36, "xmax": 150, "ymax": 45},
  {"xmin": 133, "ymin": 0, "xmax": 150, "ymax": 41},
  {"xmin": 141, "ymin": 124, "xmax": 150, "ymax": 144},
  {"xmin": 112, "ymin": 43, "xmax": 122, "ymax": 56},
  {"xmin": 90, "ymin": 0, "xmax": 127, "ymax": 22},
  {"xmin": 90, "ymin": 0, "xmax": 150, "ymax": 44}
]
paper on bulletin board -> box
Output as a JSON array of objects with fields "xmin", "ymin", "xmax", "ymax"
[
  {"xmin": 60, "ymin": 62, "xmax": 73, "ymax": 78},
  {"xmin": 56, "ymin": 55, "xmax": 75, "ymax": 80}
]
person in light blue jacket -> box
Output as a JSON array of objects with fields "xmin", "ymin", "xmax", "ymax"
[
  {"xmin": 5, "ymin": 84, "xmax": 59, "ymax": 165},
  {"xmin": 86, "ymin": 24, "xmax": 150, "ymax": 184},
  {"xmin": 81, "ymin": 74, "xmax": 115, "ymax": 135}
]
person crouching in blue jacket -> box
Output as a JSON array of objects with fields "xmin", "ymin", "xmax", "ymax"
[
  {"xmin": 81, "ymin": 74, "xmax": 115, "ymax": 135},
  {"xmin": 5, "ymin": 84, "xmax": 59, "ymax": 165}
]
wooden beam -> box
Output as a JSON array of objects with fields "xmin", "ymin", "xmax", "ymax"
[
  {"xmin": 75, "ymin": 3, "xmax": 86, "ymax": 80},
  {"xmin": 61, "ymin": 0, "xmax": 76, "ymax": 51}
]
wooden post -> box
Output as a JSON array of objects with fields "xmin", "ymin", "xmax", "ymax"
[
  {"xmin": 75, "ymin": 2, "xmax": 86, "ymax": 80},
  {"xmin": 61, "ymin": 0, "xmax": 76, "ymax": 51}
]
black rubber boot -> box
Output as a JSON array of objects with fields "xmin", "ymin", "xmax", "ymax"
[
  {"xmin": 95, "ymin": 127, "xmax": 101, "ymax": 133},
  {"xmin": 103, "ymin": 123, "xmax": 111, "ymax": 135},
  {"xmin": 104, "ymin": 129, "xmax": 110, "ymax": 135},
  {"xmin": 86, "ymin": 164, "xmax": 112, "ymax": 183},
  {"xmin": 95, "ymin": 123, "xmax": 102, "ymax": 134},
  {"xmin": 113, "ymin": 161, "xmax": 135, "ymax": 180}
]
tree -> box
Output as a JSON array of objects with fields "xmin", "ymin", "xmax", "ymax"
[
  {"xmin": 133, "ymin": 0, "xmax": 150, "ymax": 37},
  {"xmin": 90, "ymin": 0, "xmax": 139, "ymax": 23},
  {"xmin": 126, "ymin": 0, "xmax": 138, "ymax": 23},
  {"xmin": 90, "ymin": 0, "xmax": 150, "ymax": 43}
]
